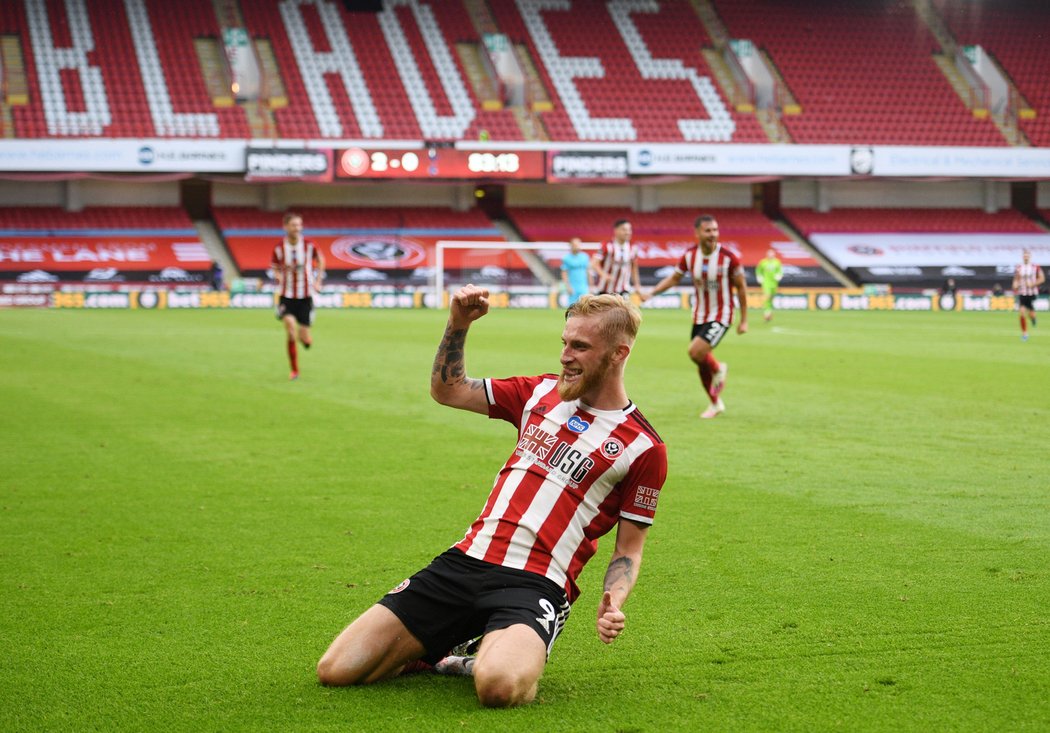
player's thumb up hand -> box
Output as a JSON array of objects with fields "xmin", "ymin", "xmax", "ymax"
[{"xmin": 596, "ymin": 591, "xmax": 625, "ymax": 645}]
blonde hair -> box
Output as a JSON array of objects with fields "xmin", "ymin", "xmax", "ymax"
[{"xmin": 565, "ymin": 293, "xmax": 641, "ymax": 345}]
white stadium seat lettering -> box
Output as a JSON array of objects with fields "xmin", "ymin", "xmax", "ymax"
[
  {"xmin": 607, "ymin": 0, "xmax": 734, "ymax": 141},
  {"xmin": 279, "ymin": 0, "xmax": 383, "ymax": 138},
  {"xmin": 378, "ymin": 0, "xmax": 475, "ymax": 140},
  {"xmin": 25, "ymin": 0, "xmax": 111, "ymax": 136}
]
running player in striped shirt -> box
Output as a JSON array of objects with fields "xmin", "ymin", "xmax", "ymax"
[
  {"xmin": 270, "ymin": 212, "xmax": 324, "ymax": 379},
  {"xmin": 591, "ymin": 218, "xmax": 641, "ymax": 296},
  {"xmin": 1012, "ymin": 249, "xmax": 1044, "ymax": 342},
  {"xmin": 317, "ymin": 285, "xmax": 667, "ymax": 707},
  {"xmin": 642, "ymin": 214, "xmax": 748, "ymax": 418}
]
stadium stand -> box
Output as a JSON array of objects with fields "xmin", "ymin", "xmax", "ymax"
[
  {"xmin": 0, "ymin": 206, "xmax": 211, "ymax": 287},
  {"xmin": 934, "ymin": 0, "xmax": 1050, "ymax": 147},
  {"xmin": 3, "ymin": 0, "xmax": 250, "ymax": 138},
  {"xmin": 507, "ymin": 206, "xmax": 838, "ymax": 285},
  {"xmin": 713, "ymin": 0, "xmax": 1006, "ymax": 146},
  {"xmin": 239, "ymin": 0, "xmax": 522, "ymax": 141},
  {"xmin": 0, "ymin": 0, "xmax": 1041, "ymax": 146},
  {"xmin": 784, "ymin": 207, "xmax": 1046, "ymax": 290},
  {"xmin": 485, "ymin": 0, "xmax": 767, "ymax": 143},
  {"xmin": 785, "ymin": 207, "xmax": 1043, "ymax": 235},
  {"xmin": 212, "ymin": 205, "xmax": 540, "ymax": 288}
]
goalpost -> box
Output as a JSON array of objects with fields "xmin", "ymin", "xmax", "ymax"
[{"xmin": 434, "ymin": 240, "xmax": 601, "ymax": 304}]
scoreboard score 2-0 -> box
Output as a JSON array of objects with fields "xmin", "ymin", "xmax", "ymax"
[{"xmin": 336, "ymin": 147, "xmax": 545, "ymax": 180}]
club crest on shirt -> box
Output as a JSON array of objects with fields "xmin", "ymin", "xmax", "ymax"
[
  {"xmin": 388, "ymin": 579, "xmax": 410, "ymax": 594},
  {"xmin": 566, "ymin": 416, "xmax": 590, "ymax": 433},
  {"xmin": 601, "ymin": 437, "xmax": 624, "ymax": 459}
]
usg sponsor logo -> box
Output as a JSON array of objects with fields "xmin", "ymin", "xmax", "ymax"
[
  {"xmin": 330, "ymin": 237, "xmax": 426, "ymax": 268},
  {"xmin": 566, "ymin": 416, "xmax": 590, "ymax": 433},
  {"xmin": 941, "ymin": 265, "xmax": 975, "ymax": 277}
]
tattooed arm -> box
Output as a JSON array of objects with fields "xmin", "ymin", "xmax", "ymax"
[
  {"xmin": 430, "ymin": 284, "xmax": 491, "ymax": 414},
  {"xmin": 596, "ymin": 518, "xmax": 649, "ymax": 644}
]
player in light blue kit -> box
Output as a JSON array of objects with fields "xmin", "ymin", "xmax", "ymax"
[{"xmin": 561, "ymin": 237, "xmax": 594, "ymax": 305}]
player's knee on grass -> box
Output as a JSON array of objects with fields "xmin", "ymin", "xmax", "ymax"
[
  {"xmin": 473, "ymin": 662, "xmax": 538, "ymax": 708},
  {"xmin": 316, "ymin": 651, "xmax": 360, "ymax": 687}
]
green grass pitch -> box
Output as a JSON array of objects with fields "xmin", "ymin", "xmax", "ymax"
[{"xmin": 1, "ymin": 306, "xmax": 1048, "ymax": 732}]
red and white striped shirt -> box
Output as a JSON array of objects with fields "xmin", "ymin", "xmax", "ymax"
[
  {"xmin": 675, "ymin": 244, "xmax": 742, "ymax": 325},
  {"xmin": 1015, "ymin": 262, "xmax": 1043, "ymax": 296},
  {"xmin": 454, "ymin": 375, "xmax": 667, "ymax": 602},
  {"xmin": 271, "ymin": 239, "xmax": 321, "ymax": 299},
  {"xmin": 594, "ymin": 241, "xmax": 639, "ymax": 294}
]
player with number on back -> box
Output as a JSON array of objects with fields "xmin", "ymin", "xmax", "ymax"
[
  {"xmin": 643, "ymin": 214, "xmax": 748, "ymax": 418},
  {"xmin": 317, "ymin": 285, "xmax": 667, "ymax": 708}
]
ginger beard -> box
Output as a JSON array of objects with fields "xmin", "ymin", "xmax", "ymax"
[{"xmin": 557, "ymin": 347, "xmax": 616, "ymax": 402}]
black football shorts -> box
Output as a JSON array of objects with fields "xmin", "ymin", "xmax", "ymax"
[
  {"xmin": 377, "ymin": 548, "xmax": 571, "ymax": 664},
  {"xmin": 691, "ymin": 320, "xmax": 729, "ymax": 347},
  {"xmin": 276, "ymin": 296, "xmax": 314, "ymax": 326}
]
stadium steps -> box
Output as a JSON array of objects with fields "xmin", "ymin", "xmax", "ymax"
[
  {"xmin": 194, "ymin": 37, "xmax": 235, "ymax": 108},
  {"xmin": 241, "ymin": 100, "xmax": 277, "ymax": 139},
  {"xmin": 910, "ymin": 0, "xmax": 956, "ymax": 54},
  {"xmin": 687, "ymin": 0, "xmax": 730, "ymax": 49},
  {"xmin": 195, "ymin": 219, "xmax": 240, "ymax": 282},
  {"xmin": 455, "ymin": 43, "xmax": 503, "ymax": 111},
  {"xmin": 771, "ymin": 219, "xmax": 855, "ymax": 288},
  {"xmin": 914, "ymin": 0, "xmax": 1027, "ymax": 146},
  {"xmin": 493, "ymin": 217, "xmax": 557, "ymax": 286},
  {"xmin": 512, "ymin": 43, "xmax": 552, "ymax": 113},
  {"xmin": 1, "ymin": 36, "xmax": 28, "ymax": 107},
  {"xmin": 931, "ymin": 51, "xmax": 1028, "ymax": 147},
  {"xmin": 463, "ymin": 0, "xmax": 500, "ymax": 37},
  {"xmin": 253, "ymin": 39, "xmax": 288, "ymax": 110},
  {"xmin": 701, "ymin": 48, "xmax": 751, "ymax": 114}
]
